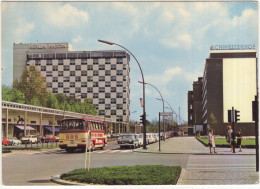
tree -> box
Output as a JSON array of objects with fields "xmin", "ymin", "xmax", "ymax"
[
  {"xmin": 208, "ymin": 112, "xmax": 218, "ymax": 131},
  {"xmin": 2, "ymin": 85, "xmax": 26, "ymax": 103},
  {"xmin": 13, "ymin": 65, "xmax": 47, "ymax": 106}
]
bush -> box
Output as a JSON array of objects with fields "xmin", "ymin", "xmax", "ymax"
[{"xmin": 60, "ymin": 165, "xmax": 181, "ymax": 185}]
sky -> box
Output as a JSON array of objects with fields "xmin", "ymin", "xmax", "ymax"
[{"xmin": 1, "ymin": 1, "xmax": 259, "ymax": 123}]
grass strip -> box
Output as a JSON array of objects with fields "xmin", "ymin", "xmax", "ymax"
[{"xmin": 60, "ymin": 165, "xmax": 181, "ymax": 185}]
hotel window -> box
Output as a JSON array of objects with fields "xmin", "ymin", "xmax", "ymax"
[
  {"xmin": 190, "ymin": 115, "xmax": 192, "ymax": 121},
  {"xmin": 70, "ymin": 93, "xmax": 75, "ymax": 98},
  {"xmin": 53, "ymin": 88, "xmax": 58, "ymax": 93},
  {"xmin": 99, "ymin": 76, "xmax": 105, "ymax": 81},
  {"xmin": 81, "ymin": 59, "xmax": 87, "ymax": 65},
  {"xmin": 105, "ymin": 82, "xmax": 111, "ymax": 87},
  {"xmin": 105, "ymin": 70, "xmax": 110, "ymax": 76},
  {"xmin": 105, "ymin": 58, "xmax": 110, "ymax": 64},
  {"xmin": 47, "ymin": 82, "xmax": 52, "ymax": 88},
  {"xmin": 123, "ymin": 98, "xmax": 126, "ymax": 104},
  {"xmin": 46, "ymin": 60, "xmax": 52, "ymax": 65},
  {"xmin": 58, "ymin": 82, "xmax": 63, "ymax": 87},
  {"xmin": 87, "ymin": 65, "xmax": 93, "ymax": 70},
  {"xmin": 93, "ymin": 93, "xmax": 99, "ymax": 98},
  {"xmin": 123, "ymin": 87, "xmax": 126, "ymax": 92},
  {"xmin": 53, "ymin": 77, "xmax": 58, "ymax": 82},
  {"xmin": 105, "ymin": 104, "xmax": 110, "ymax": 109},
  {"xmin": 46, "ymin": 71, "xmax": 52, "ymax": 77},
  {"xmin": 52, "ymin": 66, "xmax": 58, "ymax": 71},
  {"xmin": 64, "ymin": 65, "xmax": 69, "ymax": 71},
  {"xmin": 99, "ymin": 110, "xmax": 105, "ymax": 115},
  {"xmin": 116, "ymin": 116, "xmax": 123, "ymax": 122},
  {"xmin": 87, "ymin": 88, "xmax": 93, "ymax": 93},
  {"xmin": 105, "ymin": 93, "xmax": 111, "ymax": 98},
  {"xmin": 41, "ymin": 66, "xmax": 46, "ymax": 71},
  {"xmin": 93, "ymin": 59, "xmax": 99, "ymax": 65},
  {"xmin": 75, "ymin": 76, "xmax": 81, "ymax": 82},
  {"xmin": 111, "ymin": 98, "xmax": 116, "ymax": 104},
  {"xmin": 111, "ymin": 64, "xmax": 116, "ymax": 70},
  {"xmin": 190, "ymin": 105, "xmax": 192, "ymax": 110},
  {"xmin": 111, "ymin": 87, "xmax": 116, "ymax": 92},
  {"xmin": 35, "ymin": 60, "xmax": 41, "ymax": 66},
  {"xmin": 87, "ymin": 76, "xmax": 93, "ymax": 81},
  {"xmin": 75, "ymin": 88, "xmax": 81, "ymax": 93},
  {"xmin": 93, "ymin": 82, "xmax": 99, "ymax": 87},
  {"xmin": 117, "ymin": 81, "xmax": 123, "ymax": 87},
  {"xmin": 58, "ymin": 71, "xmax": 63, "ymax": 76},
  {"xmin": 117, "ymin": 104, "xmax": 123, "ymax": 109},
  {"xmin": 99, "ymin": 65, "xmax": 105, "ymax": 70},
  {"xmin": 64, "ymin": 77, "xmax": 70, "ymax": 82},
  {"xmin": 123, "ymin": 110, "xmax": 126, "ymax": 115},
  {"xmin": 117, "ymin": 70, "xmax": 123, "ymax": 75},
  {"xmin": 70, "ymin": 82, "xmax": 75, "ymax": 87},
  {"xmin": 81, "ymin": 71, "xmax": 87, "ymax": 76},
  {"xmin": 123, "ymin": 64, "xmax": 127, "ymax": 70},
  {"xmin": 63, "ymin": 88, "xmax": 70, "ymax": 93},
  {"xmin": 111, "ymin": 110, "xmax": 116, "ymax": 115},
  {"xmin": 81, "ymin": 82, "xmax": 87, "ymax": 87},
  {"xmin": 99, "ymin": 99, "xmax": 105, "ymax": 104},
  {"xmin": 81, "ymin": 93, "xmax": 87, "ymax": 98},
  {"xmin": 70, "ymin": 59, "xmax": 75, "ymax": 65},
  {"xmin": 76, "ymin": 65, "xmax": 81, "ymax": 70},
  {"xmin": 94, "ymin": 104, "xmax": 99, "ymax": 109},
  {"xmin": 93, "ymin": 70, "xmax": 99, "ymax": 76},
  {"xmin": 99, "ymin": 87, "xmax": 105, "ymax": 93},
  {"xmin": 58, "ymin": 59, "xmax": 63, "ymax": 65},
  {"xmin": 70, "ymin": 71, "xmax": 75, "ymax": 76},
  {"xmin": 116, "ymin": 58, "xmax": 123, "ymax": 64},
  {"xmin": 123, "ymin": 76, "xmax": 126, "ymax": 81},
  {"xmin": 111, "ymin": 76, "xmax": 116, "ymax": 81},
  {"xmin": 117, "ymin": 93, "xmax": 123, "ymax": 98}
]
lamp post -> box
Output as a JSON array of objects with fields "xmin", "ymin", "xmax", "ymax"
[
  {"xmin": 98, "ymin": 39, "xmax": 147, "ymax": 149},
  {"xmin": 139, "ymin": 81, "xmax": 165, "ymax": 140}
]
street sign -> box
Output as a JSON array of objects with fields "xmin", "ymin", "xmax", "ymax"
[{"xmin": 160, "ymin": 112, "xmax": 172, "ymax": 117}]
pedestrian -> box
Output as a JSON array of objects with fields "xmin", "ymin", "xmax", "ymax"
[
  {"xmin": 226, "ymin": 125, "xmax": 233, "ymax": 152},
  {"xmin": 236, "ymin": 130, "xmax": 242, "ymax": 152},
  {"xmin": 208, "ymin": 129, "xmax": 216, "ymax": 154}
]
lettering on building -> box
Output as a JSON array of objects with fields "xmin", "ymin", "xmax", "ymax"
[
  {"xmin": 210, "ymin": 44, "xmax": 256, "ymax": 50},
  {"xmin": 29, "ymin": 43, "xmax": 68, "ymax": 49}
]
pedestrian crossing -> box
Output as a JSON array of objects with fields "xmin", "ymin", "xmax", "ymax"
[{"xmin": 32, "ymin": 149, "xmax": 133, "ymax": 155}]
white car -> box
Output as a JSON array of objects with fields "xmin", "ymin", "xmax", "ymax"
[
  {"xmin": 135, "ymin": 134, "xmax": 143, "ymax": 147},
  {"xmin": 21, "ymin": 135, "xmax": 37, "ymax": 144},
  {"xmin": 9, "ymin": 138, "xmax": 21, "ymax": 145}
]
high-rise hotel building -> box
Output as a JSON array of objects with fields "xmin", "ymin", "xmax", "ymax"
[
  {"xmin": 13, "ymin": 43, "xmax": 130, "ymax": 123},
  {"xmin": 188, "ymin": 45, "xmax": 257, "ymax": 136}
]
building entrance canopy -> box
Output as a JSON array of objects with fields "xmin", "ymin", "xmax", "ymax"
[{"xmin": 15, "ymin": 125, "xmax": 36, "ymax": 130}]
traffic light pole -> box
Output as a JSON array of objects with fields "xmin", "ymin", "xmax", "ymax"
[
  {"xmin": 232, "ymin": 107, "xmax": 235, "ymax": 153},
  {"xmin": 159, "ymin": 112, "xmax": 161, "ymax": 151}
]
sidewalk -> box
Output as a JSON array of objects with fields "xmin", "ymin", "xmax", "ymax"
[{"xmin": 133, "ymin": 137, "xmax": 256, "ymax": 155}]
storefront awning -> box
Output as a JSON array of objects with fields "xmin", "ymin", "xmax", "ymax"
[
  {"xmin": 44, "ymin": 126, "xmax": 60, "ymax": 132},
  {"xmin": 15, "ymin": 125, "xmax": 36, "ymax": 130}
]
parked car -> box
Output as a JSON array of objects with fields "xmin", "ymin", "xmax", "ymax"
[
  {"xmin": 41, "ymin": 135, "xmax": 56, "ymax": 143},
  {"xmin": 9, "ymin": 138, "xmax": 21, "ymax": 145},
  {"xmin": 2, "ymin": 137, "xmax": 10, "ymax": 146},
  {"xmin": 117, "ymin": 135, "xmax": 122, "ymax": 144},
  {"xmin": 146, "ymin": 133, "xmax": 153, "ymax": 144},
  {"xmin": 118, "ymin": 134, "xmax": 139, "ymax": 149},
  {"xmin": 21, "ymin": 135, "xmax": 37, "ymax": 144},
  {"xmin": 135, "ymin": 134, "xmax": 143, "ymax": 147},
  {"xmin": 154, "ymin": 133, "xmax": 160, "ymax": 142},
  {"xmin": 138, "ymin": 133, "xmax": 148, "ymax": 145}
]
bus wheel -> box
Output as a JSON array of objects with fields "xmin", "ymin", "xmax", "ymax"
[{"xmin": 66, "ymin": 148, "xmax": 74, "ymax": 153}]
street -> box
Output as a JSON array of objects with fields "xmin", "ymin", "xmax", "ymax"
[{"xmin": 2, "ymin": 137, "xmax": 258, "ymax": 186}]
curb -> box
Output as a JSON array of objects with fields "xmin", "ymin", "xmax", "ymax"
[
  {"xmin": 176, "ymin": 168, "xmax": 185, "ymax": 185},
  {"xmin": 133, "ymin": 150, "xmax": 255, "ymax": 155},
  {"xmin": 51, "ymin": 175, "xmax": 85, "ymax": 185}
]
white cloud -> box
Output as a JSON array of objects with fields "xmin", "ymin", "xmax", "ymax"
[
  {"xmin": 72, "ymin": 35, "xmax": 83, "ymax": 43},
  {"xmin": 13, "ymin": 18, "xmax": 35, "ymax": 42},
  {"xmin": 47, "ymin": 4, "xmax": 88, "ymax": 28}
]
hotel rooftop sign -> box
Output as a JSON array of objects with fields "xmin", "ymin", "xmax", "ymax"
[
  {"xmin": 29, "ymin": 43, "xmax": 68, "ymax": 49},
  {"xmin": 210, "ymin": 44, "xmax": 256, "ymax": 50}
]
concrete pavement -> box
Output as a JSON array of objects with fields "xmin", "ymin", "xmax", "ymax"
[{"xmin": 133, "ymin": 136, "xmax": 256, "ymax": 155}]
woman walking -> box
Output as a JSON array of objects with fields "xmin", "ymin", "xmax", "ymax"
[
  {"xmin": 208, "ymin": 129, "xmax": 217, "ymax": 154},
  {"xmin": 227, "ymin": 125, "xmax": 233, "ymax": 152}
]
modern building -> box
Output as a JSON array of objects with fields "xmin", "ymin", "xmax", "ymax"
[
  {"xmin": 188, "ymin": 45, "xmax": 257, "ymax": 136},
  {"xmin": 13, "ymin": 43, "xmax": 131, "ymax": 127},
  {"xmin": 187, "ymin": 77, "xmax": 204, "ymax": 134}
]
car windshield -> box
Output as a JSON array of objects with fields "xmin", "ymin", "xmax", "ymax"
[{"xmin": 122, "ymin": 135, "xmax": 134, "ymax": 139}]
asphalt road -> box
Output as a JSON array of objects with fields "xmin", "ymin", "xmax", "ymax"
[{"xmin": 2, "ymin": 140, "xmax": 257, "ymax": 186}]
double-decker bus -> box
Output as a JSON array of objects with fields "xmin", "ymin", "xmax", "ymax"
[{"xmin": 59, "ymin": 118, "xmax": 107, "ymax": 153}]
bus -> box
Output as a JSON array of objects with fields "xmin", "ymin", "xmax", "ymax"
[{"xmin": 59, "ymin": 118, "xmax": 107, "ymax": 153}]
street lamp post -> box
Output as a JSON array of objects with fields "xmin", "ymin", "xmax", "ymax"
[
  {"xmin": 98, "ymin": 39, "xmax": 147, "ymax": 149},
  {"xmin": 139, "ymin": 81, "xmax": 165, "ymax": 140}
]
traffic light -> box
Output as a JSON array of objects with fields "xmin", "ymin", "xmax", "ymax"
[
  {"xmin": 235, "ymin": 110, "xmax": 240, "ymax": 123},
  {"xmin": 228, "ymin": 110, "xmax": 232, "ymax": 123},
  {"xmin": 140, "ymin": 114, "xmax": 144, "ymax": 125}
]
